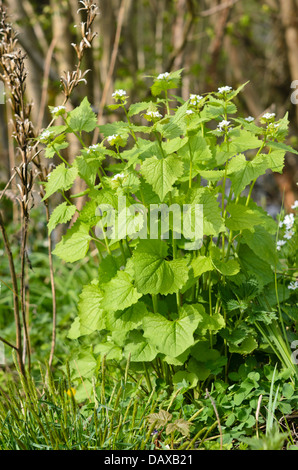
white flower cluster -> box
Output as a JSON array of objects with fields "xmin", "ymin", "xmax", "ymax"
[
  {"xmin": 107, "ymin": 134, "xmax": 119, "ymax": 143},
  {"xmin": 86, "ymin": 144, "xmax": 100, "ymax": 153},
  {"xmin": 51, "ymin": 105, "xmax": 66, "ymax": 115},
  {"xmin": 245, "ymin": 116, "xmax": 254, "ymax": 122},
  {"xmin": 157, "ymin": 72, "xmax": 170, "ymax": 80},
  {"xmin": 146, "ymin": 110, "xmax": 163, "ymax": 119},
  {"xmin": 217, "ymin": 120, "xmax": 231, "ymax": 132},
  {"xmin": 112, "ymin": 89, "xmax": 127, "ymax": 100},
  {"xmin": 262, "ymin": 112, "xmax": 275, "ymax": 120},
  {"xmin": 185, "ymin": 110, "xmax": 194, "ymax": 115},
  {"xmin": 189, "ymin": 94, "xmax": 203, "ymax": 106},
  {"xmin": 218, "ymin": 86, "xmax": 233, "ymax": 94},
  {"xmin": 111, "ymin": 173, "xmax": 125, "ymax": 181},
  {"xmin": 40, "ymin": 130, "xmax": 52, "ymax": 141},
  {"xmin": 277, "ymin": 209, "xmax": 296, "ymax": 251},
  {"xmin": 288, "ymin": 280, "xmax": 298, "ymax": 291}
]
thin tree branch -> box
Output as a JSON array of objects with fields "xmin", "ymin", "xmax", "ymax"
[{"xmin": 92, "ymin": 0, "xmax": 128, "ymax": 144}]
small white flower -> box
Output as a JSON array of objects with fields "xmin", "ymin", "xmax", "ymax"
[
  {"xmin": 40, "ymin": 130, "xmax": 51, "ymax": 140},
  {"xmin": 217, "ymin": 120, "xmax": 231, "ymax": 129},
  {"xmin": 283, "ymin": 213, "xmax": 294, "ymax": 230},
  {"xmin": 245, "ymin": 116, "xmax": 255, "ymax": 122},
  {"xmin": 146, "ymin": 110, "xmax": 163, "ymax": 119},
  {"xmin": 218, "ymin": 86, "xmax": 233, "ymax": 94},
  {"xmin": 291, "ymin": 200, "xmax": 298, "ymax": 210},
  {"xmin": 189, "ymin": 94, "xmax": 203, "ymax": 105},
  {"xmin": 185, "ymin": 109, "xmax": 194, "ymax": 115},
  {"xmin": 262, "ymin": 112, "xmax": 275, "ymax": 120},
  {"xmin": 51, "ymin": 105, "xmax": 66, "ymax": 114},
  {"xmin": 112, "ymin": 89, "xmax": 127, "ymax": 100},
  {"xmin": 157, "ymin": 72, "xmax": 170, "ymax": 80},
  {"xmin": 284, "ymin": 230, "xmax": 294, "ymax": 240},
  {"xmin": 86, "ymin": 144, "xmax": 100, "ymax": 153},
  {"xmin": 288, "ymin": 280, "xmax": 298, "ymax": 291},
  {"xmin": 111, "ymin": 173, "xmax": 125, "ymax": 181},
  {"xmin": 107, "ymin": 134, "xmax": 118, "ymax": 142},
  {"xmin": 276, "ymin": 239, "xmax": 286, "ymax": 250}
]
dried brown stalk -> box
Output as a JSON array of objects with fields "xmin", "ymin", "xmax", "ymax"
[{"xmin": 0, "ymin": 0, "xmax": 98, "ymax": 373}]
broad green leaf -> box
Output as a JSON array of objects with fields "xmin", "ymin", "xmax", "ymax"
[
  {"xmin": 132, "ymin": 240, "xmax": 189, "ymax": 295},
  {"xmin": 98, "ymin": 121, "xmax": 130, "ymax": 138},
  {"xmin": 42, "ymin": 163, "xmax": 78, "ymax": 200},
  {"xmin": 223, "ymin": 128, "xmax": 261, "ymax": 154},
  {"xmin": 212, "ymin": 257, "xmax": 240, "ymax": 277},
  {"xmin": 227, "ymin": 154, "xmax": 269, "ymax": 196},
  {"xmin": 197, "ymin": 169, "xmax": 225, "ymax": 182},
  {"xmin": 178, "ymin": 135, "xmax": 213, "ymax": 166},
  {"xmin": 45, "ymin": 141, "xmax": 69, "ymax": 159},
  {"xmin": 191, "ymin": 255, "xmax": 213, "ymax": 277},
  {"xmin": 128, "ymin": 101, "xmax": 154, "ymax": 117},
  {"xmin": 228, "ymin": 336, "xmax": 258, "ymax": 355},
  {"xmin": 262, "ymin": 149, "xmax": 285, "ymax": 174},
  {"xmin": 238, "ymin": 244, "xmax": 274, "ymax": 287},
  {"xmin": 106, "ymin": 302, "xmax": 147, "ymax": 333},
  {"xmin": 98, "ymin": 254, "xmax": 123, "ymax": 283},
  {"xmin": 150, "ymin": 69, "xmax": 183, "ymax": 97},
  {"xmin": 240, "ymin": 226, "xmax": 278, "ymax": 266},
  {"xmin": 225, "ymin": 203, "xmax": 262, "ymax": 231},
  {"xmin": 172, "ymin": 370, "xmax": 199, "ymax": 388},
  {"xmin": 77, "ymin": 281, "xmax": 105, "ymax": 336},
  {"xmin": 156, "ymin": 101, "xmax": 188, "ymax": 138},
  {"xmin": 73, "ymin": 154, "xmax": 103, "ymax": 187},
  {"xmin": 48, "ymin": 202, "xmax": 77, "ymax": 235},
  {"xmin": 67, "ymin": 97, "xmax": 97, "ymax": 133},
  {"xmin": 124, "ymin": 330, "xmax": 158, "ymax": 362},
  {"xmin": 94, "ymin": 341, "xmax": 122, "ymax": 361},
  {"xmin": 101, "ymin": 270, "xmax": 142, "ymax": 313},
  {"xmin": 141, "ymin": 154, "xmax": 184, "ymax": 201},
  {"xmin": 182, "ymin": 304, "xmax": 225, "ymax": 336},
  {"xmin": 52, "ymin": 222, "xmax": 91, "ymax": 262},
  {"xmin": 142, "ymin": 310, "xmax": 201, "ymax": 357},
  {"xmin": 186, "ymin": 188, "xmax": 225, "ymax": 236},
  {"xmin": 239, "ymin": 197, "xmax": 277, "ymax": 234}
]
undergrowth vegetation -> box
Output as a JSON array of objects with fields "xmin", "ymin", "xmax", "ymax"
[{"xmin": 0, "ymin": 2, "xmax": 297, "ymax": 451}]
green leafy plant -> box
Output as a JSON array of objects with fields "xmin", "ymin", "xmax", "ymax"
[{"xmin": 41, "ymin": 70, "xmax": 298, "ymax": 389}]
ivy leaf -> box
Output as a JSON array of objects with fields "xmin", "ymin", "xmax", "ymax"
[
  {"xmin": 142, "ymin": 309, "xmax": 201, "ymax": 357},
  {"xmin": 101, "ymin": 271, "xmax": 142, "ymax": 313},
  {"xmin": 47, "ymin": 202, "xmax": 77, "ymax": 235},
  {"xmin": 132, "ymin": 240, "xmax": 189, "ymax": 295},
  {"xmin": 141, "ymin": 154, "xmax": 184, "ymax": 201},
  {"xmin": 42, "ymin": 163, "xmax": 78, "ymax": 200},
  {"xmin": 52, "ymin": 221, "xmax": 91, "ymax": 262},
  {"xmin": 67, "ymin": 97, "xmax": 97, "ymax": 133}
]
